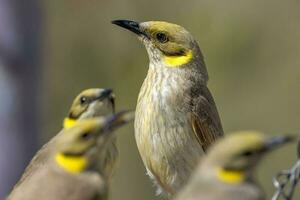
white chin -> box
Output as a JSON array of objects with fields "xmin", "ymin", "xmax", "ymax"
[{"xmin": 138, "ymin": 35, "xmax": 149, "ymax": 43}]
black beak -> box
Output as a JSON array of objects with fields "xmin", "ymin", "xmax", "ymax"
[
  {"xmin": 112, "ymin": 20, "xmax": 148, "ymax": 38},
  {"xmin": 263, "ymin": 135, "xmax": 295, "ymax": 152},
  {"xmin": 96, "ymin": 89, "xmax": 113, "ymax": 100},
  {"xmin": 96, "ymin": 89, "xmax": 115, "ymax": 113}
]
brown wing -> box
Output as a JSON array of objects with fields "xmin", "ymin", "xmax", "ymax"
[{"xmin": 190, "ymin": 85, "xmax": 224, "ymax": 152}]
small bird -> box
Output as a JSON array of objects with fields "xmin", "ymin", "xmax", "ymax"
[
  {"xmin": 112, "ymin": 20, "xmax": 224, "ymax": 196},
  {"xmin": 14, "ymin": 88, "xmax": 117, "ymax": 188},
  {"xmin": 63, "ymin": 88, "xmax": 115, "ymax": 128},
  {"xmin": 6, "ymin": 111, "xmax": 134, "ymax": 200},
  {"xmin": 174, "ymin": 131, "xmax": 294, "ymax": 200}
]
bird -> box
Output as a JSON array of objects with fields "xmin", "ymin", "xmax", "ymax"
[
  {"xmin": 112, "ymin": 20, "xmax": 224, "ymax": 196},
  {"xmin": 6, "ymin": 111, "xmax": 135, "ymax": 200},
  {"xmin": 13, "ymin": 88, "xmax": 117, "ymax": 189},
  {"xmin": 174, "ymin": 131, "xmax": 294, "ymax": 200},
  {"xmin": 63, "ymin": 88, "xmax": 115, "ymax": 128}
]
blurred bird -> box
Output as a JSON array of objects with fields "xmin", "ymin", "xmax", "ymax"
[
  {"xmin": 112, "ymin": 20, "xmax": 224, "ymax": 196},
  {"xmin": 6, "ymin": 111, "xmax": 134, "ymax": 200},
  {"xmin": 174, "ymin": 131, "xmax": 294, "ymax": 200},
  {"xmin": 14, "ymin": 88, "xmax": 117, "ymax": 188}
]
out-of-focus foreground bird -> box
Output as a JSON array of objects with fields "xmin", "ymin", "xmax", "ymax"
[
  {"xmin": 112, "ymin": 20, "xmax": 224, "ymax": 196},
  {"xmin": 6, "ymin": 111, "xmax": 134, "ymax": 200},
  {"xmin": 174, "ymin": 131, "xmax": 294, "ymax": 200},
  {"xmin": 12, "ymin": 88, "xmax": 117, "ymax": 189}
]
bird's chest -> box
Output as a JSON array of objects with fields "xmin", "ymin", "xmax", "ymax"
[
  {"xmin": 134, "ymin": 69, "xmax": 204, "ymax": 192},
  {"xmin": 135, "ymin": 75, "xmax": 191, "ymax": 153},
  {"xmin": 136, "ymin": 95, "xmax": 190, "ymax": 149},
  {"xmin": 135, "ymin": 74, "xmax": 200, "ymax": 169}
]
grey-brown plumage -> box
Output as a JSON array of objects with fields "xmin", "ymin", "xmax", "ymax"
[
  {"xmin": 7, "ymin": 111, "xmax": 134, "ymax": 200},
  {"xmin": 112, "ymin": 20, "xmax": 223, "ymax": 196},
  {"xmin": 174, "ymin": 131, "xmax": 294, "ymax": 200},
  {"xmin": 12, "ymin": 88, "xmax": 116, "ymax": 190},
  {"xmin": 8, "ymin": 163, "xmax": 107, "ymax": 200}
]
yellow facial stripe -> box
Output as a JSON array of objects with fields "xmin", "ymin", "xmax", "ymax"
[
  {"xmin": 216, "ymin": 168, "xmax": 245, "ymax": 184},
  {"xmin": 63, "ymin": 118, "xmax": 77, "ymax": 129},
  {"xmin": 163, "ymin": 50, "xmax": 193, "ymax": 67},
  {"xmin": 55, "ymin": 153, "xmax": 87, "ymax": 174}
]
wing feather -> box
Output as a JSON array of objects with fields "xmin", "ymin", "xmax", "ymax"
[{"xmin": 190, "ymin": 85, "xmax": 224, "ymax": 152}]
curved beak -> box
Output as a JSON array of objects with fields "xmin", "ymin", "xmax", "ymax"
[{"xmin": 112, "ymin": 20, "xmax": 148, "ymax": 38}]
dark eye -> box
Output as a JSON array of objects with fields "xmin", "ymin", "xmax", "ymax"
[
  {"xmin": 241, "ymin": 151, "xmax": 254, "ymax": 157},
  {"xmin": 80, "ymin": 96, "xmax": 88, "ymax": 105},
  {"xmin": 156, "ymin": 32, "xmax": 168, "ymax": 43},
  {"xmin": 80, "ymin": 132, "xmax": 92, "ymax": 140}
]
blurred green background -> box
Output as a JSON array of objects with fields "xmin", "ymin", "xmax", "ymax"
[{"xmin": 5, "ymin": 0, "xmax": 300, "ymax": 199}]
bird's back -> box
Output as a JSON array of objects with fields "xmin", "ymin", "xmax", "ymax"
[
  {"xmin": 13, "ymin": 130, "xmax": 64, "ymax": 188},
  {"xmin": 7, "ymin": 161, "xmax": 106, "ymax": 200}
]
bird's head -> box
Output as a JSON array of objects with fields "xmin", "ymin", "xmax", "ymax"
[
  {"xmin": 112, "ymin": 20, "xmax": 205, "ymax": 69},
  {"xmin": 202, "ymin": 131, "xmax": 294, "ymax": 184},
  {"xmin": 64, "ymin": 88, "xmax": 115, "ymax": 128},
  {"xmin": 55, "ymin": 111, "xmax": 134, "ymax": 174}
]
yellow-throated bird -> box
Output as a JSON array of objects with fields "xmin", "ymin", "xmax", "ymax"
[
  {"xmin": 112, "ymin": 20, "xmax": 224, "ymax": 196},
  {"xmin": 174, "ymin": 131, "xmax": 294, "ymax": 200},
  {"xmin": 7, "ymin": 111, "xmax": 134, "ymax": 200},
  {"xmin": 15, "ymin": 88, "xmax": 117, "ymax": 187},
  {"xmin": 64, "ymin": 88, "xmax": 115, "ymax": 128}
]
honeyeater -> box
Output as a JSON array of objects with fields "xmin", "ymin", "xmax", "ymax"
[
  {"xmin": 6, "ymin": 111, "xmax": 134, "ymax": 200},
  {"xmin": 12, "ymin": 88, "xmax": 117, "ymax": 189},
  {"xmin": 174, "ymin": 131, "xmax": 294, "ymax": 200},
  {"xmin": 112, "ymin": 20, "xmax": 224, "ymax": 196}
]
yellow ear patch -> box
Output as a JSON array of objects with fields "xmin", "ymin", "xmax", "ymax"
[
  {"xmin": 216, "ymin": 168, "xmax": 245, "ymax": 184},
  {"xmin": 164, "ymin": 50, "xmax": 193, "ymax": 67},
  {"xmin": 63, "ymin": 118, "xmax": 77, "ymax": 129},
  {"xmin": 55, "ymin": 153, "xmax": 87, "ymax": 174}
]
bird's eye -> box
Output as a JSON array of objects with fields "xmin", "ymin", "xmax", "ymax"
[
  {"xmin": 80, "ymin": 132, "xmax": 92, "ymax": 140},
  {"xmin": 156, "ymin": 32, "xmax": 168, "ymax": 43},
  {"xmin": 80, "ymin": 96, "xmax": 88, "ymax": 105},
  {"xmin": 241, "ymin": 151, "xmax": 254, "ymax": 157}
]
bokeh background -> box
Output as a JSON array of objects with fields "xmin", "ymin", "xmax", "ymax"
[{"xmin": 0, "ymin": 0, "xmax": 300, "ymax": 199}]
